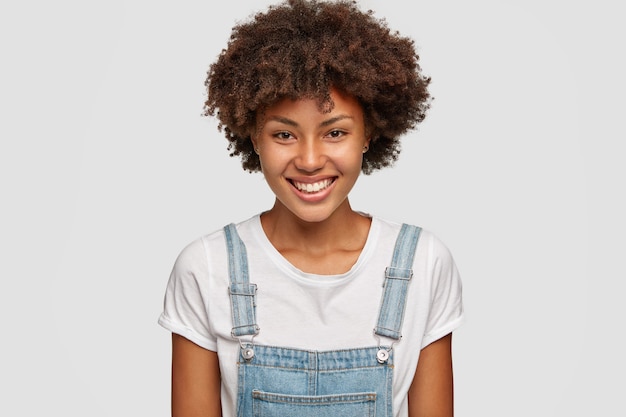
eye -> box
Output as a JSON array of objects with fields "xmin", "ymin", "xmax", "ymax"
[
  {"xmin": 273, "ymin": 131, "xmax": 294, "ymax": 141},
  {"xmin": 326, "ymin": 130, "xmax": 346, "ymax": 139}
]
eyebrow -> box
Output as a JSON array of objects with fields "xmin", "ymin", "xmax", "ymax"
[
  {"xmin": 320, "ymin": 115, "xmax": 353, "ymax": 127},
  {"xmin": 266, "ymin": 114, "xmax": 354, "ymax": 128}
]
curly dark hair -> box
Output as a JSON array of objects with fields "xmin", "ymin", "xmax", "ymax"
[{"xmin": 204, "ymin": 0, "xmax": 431, "ymax": 174}]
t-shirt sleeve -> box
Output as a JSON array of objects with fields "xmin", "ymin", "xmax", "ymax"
[
  {"xmin": 157, "ymin": 238, "xmax": 217, "ymax": 351},
  {"xmin": 420, "ymin": 234, "xmax": 464, "ymax": 348}
]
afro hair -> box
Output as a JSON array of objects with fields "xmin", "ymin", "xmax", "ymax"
[{"xmin": 204, "ymin": 0, "xmax": 431, "ymax": 174}]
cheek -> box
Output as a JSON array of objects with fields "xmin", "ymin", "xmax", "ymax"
[
  {"xmin": 258, "ymin": 149, "xmax": 287, "ymax": 177},
  {"xmin": 337, "ymin": 147, "xmax": 366, "ymax": 171}
]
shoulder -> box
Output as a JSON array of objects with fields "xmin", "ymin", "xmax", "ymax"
[
  {"xmin": 372, "ymin": 216, "xmax": 458, "ymax": 270},
  {"xmin": 373, "ymin": 217, "xmax": 452, "ymax": 252},
  {"xmin": 173, "ymin": 214, "xmax": 262, "ymax": 272}
]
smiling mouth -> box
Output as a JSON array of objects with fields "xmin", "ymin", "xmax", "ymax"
[{"xmin": 290, "ymin": 178, "xmax": 336, "ymax": 193}]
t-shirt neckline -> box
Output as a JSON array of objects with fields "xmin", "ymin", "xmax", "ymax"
[{"xmin": 250, "ymin": 213, "xmax": 380, "ymax": 285}]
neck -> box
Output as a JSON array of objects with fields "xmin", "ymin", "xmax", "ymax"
[{"xmin": 260, "ymin": 199, "xmax": 370, "ymax": 253}]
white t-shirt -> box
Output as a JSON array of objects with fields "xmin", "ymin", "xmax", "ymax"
[{"xmin": 158, "ymin": 214, "xmax": 464, "ymax": 417}]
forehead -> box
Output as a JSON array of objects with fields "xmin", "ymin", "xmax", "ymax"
[{"xmin": 260, "ymin": 88, "xmax": 363, "ymax": 122}]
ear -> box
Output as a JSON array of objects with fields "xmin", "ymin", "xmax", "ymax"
[
  {"xmin": 249, "ymin": 117, "xmax": 261, "ymax": 152},
  {"xmin": 363, "ymin": 123, "xmax": 374, "ymax": 147},
  {"xmin": 249, "ymin": 131, "xmax": 261, "ymax": 155},
  {"xmin": 361, "ymin": 137, "xmax": 372, "ymax": 154}
]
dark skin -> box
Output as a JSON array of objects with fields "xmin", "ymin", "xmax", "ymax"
[
  {"xmin": 409, "ymin": 333, "xmax": 454, "ymax": 416},
  {"xmin": 171, "ymin": 334, "xmax": 221, "ymax": 417}
]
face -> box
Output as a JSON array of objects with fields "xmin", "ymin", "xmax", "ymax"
[{"xmin": 252, "ymin": 88, "xmax": 370, "ymax": 224}]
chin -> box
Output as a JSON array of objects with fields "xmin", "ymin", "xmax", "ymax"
[
  {"xmin": 284, "ymin": 205, "xmax": 336, "ymax": 224},
  {"xmin": 293, "ymin": 212, "xmax": 332, "ymax": 224}
]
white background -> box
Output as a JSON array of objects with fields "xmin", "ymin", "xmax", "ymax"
[{"xmin": 1, "ymin": 0, "xmax": 624, "ymax": 415}]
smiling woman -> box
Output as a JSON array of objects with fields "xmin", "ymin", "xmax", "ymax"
[
  {"xmin": 157, "ymin": 1, "xmax": 464, "ymax": 416},
  {"xmin": 252, "ymin": 88, "xmax": 369, "ymax": 226}
]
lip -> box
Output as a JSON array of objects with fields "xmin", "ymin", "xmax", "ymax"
[{"xmin": 288, "ymin": 176, "xmax": 337, "ymax": 202}]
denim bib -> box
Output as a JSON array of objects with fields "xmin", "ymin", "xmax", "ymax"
[{"xmin": 224, "ymin": 223, "xmax": 421, "ymax": 417}]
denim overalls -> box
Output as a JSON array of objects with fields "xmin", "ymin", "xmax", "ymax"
[{"xmin": 224, "ymin": 222, "xmax": 421, "ymax": 417}]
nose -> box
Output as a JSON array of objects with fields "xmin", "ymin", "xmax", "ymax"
[{"xmin": 294, "ymin": 140, "xmax": 326, "ymax": 172}]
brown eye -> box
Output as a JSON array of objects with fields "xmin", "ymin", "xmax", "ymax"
[
  {"xmin": 327, "ymin": 130, "xmax": 345, "ymax": 139},
  {"xmin": 274, "ymin": 131, "xmax": 294, "ymax": 141}
]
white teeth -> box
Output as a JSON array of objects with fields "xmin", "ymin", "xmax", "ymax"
[{"xmin": 293, "ymin": 179, "xmax": 332, "ymax": 193}]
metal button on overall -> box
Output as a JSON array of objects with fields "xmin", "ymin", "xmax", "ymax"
[
  {"xmin": 377, "ymin": 348, "xmax": 390, "ymax": 364},
  {"xmin": 242, "ymin": 347, "xmax": 255, "ymax": 360}
]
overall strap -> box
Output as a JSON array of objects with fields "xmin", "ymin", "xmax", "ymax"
[
  {"xmin": 374, "ymin": 223, "xmax": 422, "ymax": 340},
  {"xmin": 224, "ymin": 223, "xmax": 259, "ymax": 338}
]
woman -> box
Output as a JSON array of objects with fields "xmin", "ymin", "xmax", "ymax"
[{"xmin": 158, "ymin": 1, "xmax": 464, "ymax": 416}]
